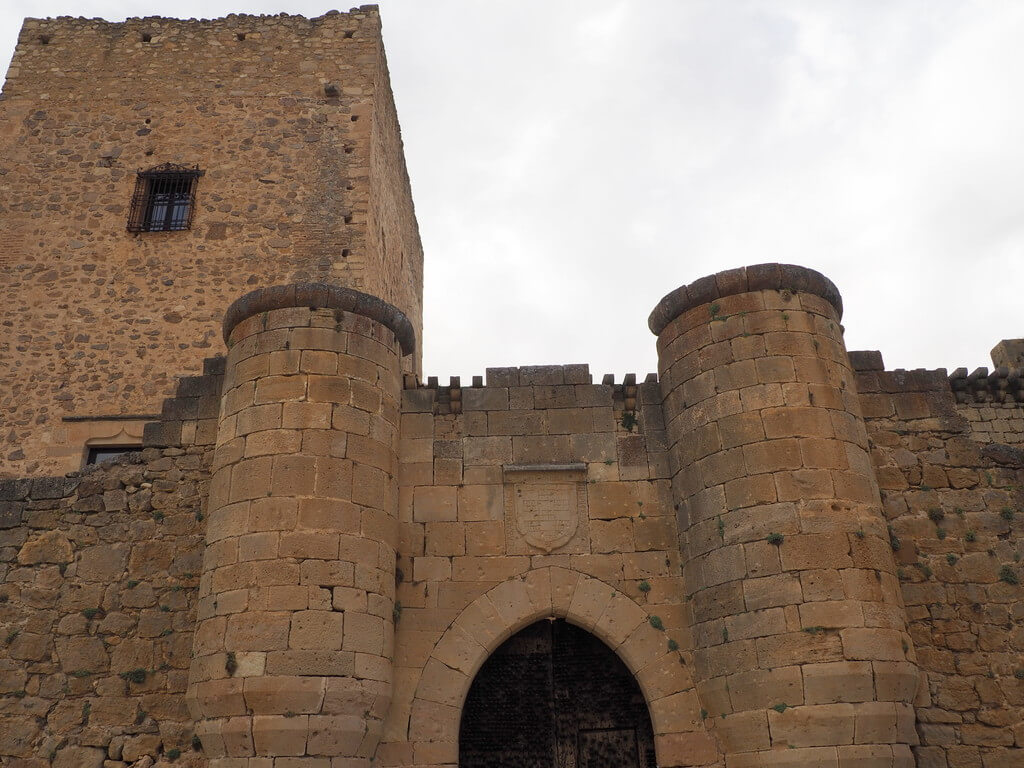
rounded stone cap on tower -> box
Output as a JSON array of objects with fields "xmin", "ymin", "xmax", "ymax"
[
  {"xmin": 647, "ymin": 263, "xmax": 843, "ymax": 336},
  {"xmin": 223, "ymin": 282, "xmax": 416, "ymax": 355}
]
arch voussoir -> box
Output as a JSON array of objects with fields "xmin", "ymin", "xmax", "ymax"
[
  {"xmin": 592, "ymin": 584, "xmax": 649, "ymax": 647},
  {"xmin": 565, "ymin": 573, "xmax": 615, "ymax": 631},
  {"xmin": 618, "ymin": 611, "xmax": 672, "ymax": 676},
  {"xmin": 431, "ymin": 621, "xmax": 486, "ymax": 678},
  {"xmin": 401, "ymin": 566, "xmax": 711, "ymax": 768},
  {"xmin": 638, "ymin": 649, "xmax": 697, "ymax": 701},
  {"xmin": 449, "ymin": 592, "xmax": 504, "ymax": 654},
  {"xmin": 486, "ymin": 572, "xmax": 549, "ymax": 632},
  {"xmin": 416, "ymin": 657, "xmax": 469, "ymax": 708}
]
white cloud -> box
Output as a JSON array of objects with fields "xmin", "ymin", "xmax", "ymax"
[{"xmin": 2, "ymin": 0, "xmax": 1022, "ymax": 379}]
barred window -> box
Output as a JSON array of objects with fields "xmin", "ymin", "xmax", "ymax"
[{"xmin": 127, "ymin": 163, "xmax": 203, "ymax": 232}]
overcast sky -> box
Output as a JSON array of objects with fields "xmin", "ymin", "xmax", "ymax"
[{"xmin": 2, "ymin": 1, "xmax": 1022, "ymax": 382}]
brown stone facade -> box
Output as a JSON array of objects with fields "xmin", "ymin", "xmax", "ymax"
[
  {"xmin": 1, "ymin": 10, "xmax": 1023, "ymax": 768},
  {"xmin": 0, "ymin": 7, "xmax": 423, "ymax": 478},
  {"xmin": 2, "ymin": 267, "xmax": 1021, "ymax": 768}
]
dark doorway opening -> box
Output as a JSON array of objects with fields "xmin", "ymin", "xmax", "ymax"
[{"xmin": 459, "ymin": 619, "xmax": 657, "ymax": 768}]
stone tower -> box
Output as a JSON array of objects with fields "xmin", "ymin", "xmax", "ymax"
[
  {"xmin": 188, "ymin": 284, "xmax": 413, "ymax": 761},
  {"xmin": 0, "ymin": 6, "xmax": 423, "ymax": 477},
  {"xmin": 651, "ymin": 265, "xmax": 920, "ymax": 768}
]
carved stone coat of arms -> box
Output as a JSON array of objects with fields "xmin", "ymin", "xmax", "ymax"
[{"xmin": 503, "ymin": 464, "xmax": 588, "ymax": 554}]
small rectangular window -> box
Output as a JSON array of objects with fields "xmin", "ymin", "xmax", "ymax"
[
  {"xmin": 86, "ymin": 445, "xmax": 144, "ymax": 465},
  {"xmin": 128, "ymin": 163, "xmax": 203, "ymax": 233}
]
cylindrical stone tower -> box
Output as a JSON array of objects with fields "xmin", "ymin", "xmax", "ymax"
[
  {"xmin": 650, "ymin": 265, "xmax": 919, "ymax": 768},
  {"xmin": 186, "ymin": 283, "xmax": 413, "ymax": 766}
]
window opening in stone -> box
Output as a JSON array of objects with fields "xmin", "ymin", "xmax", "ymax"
[
  {"xmin": 236, "ymin": 32, "xmax": 246, "ymax": 40},
  {"xmin": 85, "ymin": 445, "xmax": 144, "ymax": 465},
  {"xmin": 38, "ymin": 35, "xmax": 50, "ymax": 44},
  {"xmin": 141, "ymin": 33, "xmax": 152, "ymax": 42},
  {"xmin": 459, "ymin": 619, "xmax": 657, "ymax": 768},
  {"xmin": 128, "ymin": 163, "xmax": 203, "ymax": 233}
]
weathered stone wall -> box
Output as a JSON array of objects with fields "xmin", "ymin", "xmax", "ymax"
[
  {"xmin": 0, "ymin": 7, "xmax": 423, "ymax": 478},
  {"xmin": 0, "ymin": 447, "xmax": 211, "ymax": 767},
  {"xmin": 1, "ymin": 348, "xmax": 1021, "ymax": 768},
  {"xmin": 854, "ymin": 355, "xmax": 1024, "ymax": 768},
  {"xmin": 384, "ymin": 365, "xmax": 716, "ymax": 768},
  {"xmin": 958, "ymin": 404, "xmax": 1024, "ymax": 447}
]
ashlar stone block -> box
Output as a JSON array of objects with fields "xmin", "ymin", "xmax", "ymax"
[
  {"xmin": 413, "ymin": 486, "xmax": 457, "ymax": 522},
  {"xmin": 290, "ymin": 610, "xmax": 344, "ymax": 650},
  {"xmin": 768, "ymin": 703, "xmax": 856, "ymax": 748},
  {"xmin": 307, "ymin": 714, "xmax": 367, "ymax": 756},
  {"xmin": 252, "ymin": 713, "xmax": 309, "ymax": 756},
  {"xmin": 244, "ymin": 675, "xmax": 326, "ymax": 714},
  {"xmin": 803, "ymin": 661, "xmax": 875, "ymax": 705},
  {"xmin": 727, "ymin": 665, "xmax": 804, "ymax": 711}
]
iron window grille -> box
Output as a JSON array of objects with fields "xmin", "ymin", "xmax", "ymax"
[{"xmin": 127, "ymin": 163, "xmax": 204, "ymax": 233}]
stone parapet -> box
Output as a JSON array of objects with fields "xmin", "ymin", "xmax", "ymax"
[
  {"xmin": 990, "ymin": 339, "xmax": 1024, "ymax": 370},
  {"xmin": 648, "ymin": 263, "xmax": 843, "ymax": 337},
  {"xmin": 222, "ymin": 283, "xmax": 416, "ymax": 357},
  {"xmin": 652, "ymin": 264, "xmax": 919, "ymax": 768},
  {"xmin": 949, "ymin": 367, "xmax": 1024, "ymax": 405},
  {"xmin": 4, "ymin": 8, "xmax": 383, "ymax": 96}
]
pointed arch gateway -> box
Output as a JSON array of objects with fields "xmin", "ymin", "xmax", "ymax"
[
  {"xmin": 405, "ymin": 567, "xmax": 719, "ymax": 768},
  {"xmin": 461, "ymin": 618, "xmax": 657, "ymax": 767}
]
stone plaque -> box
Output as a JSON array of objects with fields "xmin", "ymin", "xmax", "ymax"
[{"xmin": 504, "ymin": 464, "xmax": 588, "ymax": 554}]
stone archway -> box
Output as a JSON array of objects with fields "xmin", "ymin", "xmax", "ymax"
[
  {"xmin": 460, "ymin": 618, "xmax": 657, "ymax": 768},
  {"xmin": 404, "ymin": 567, "xmax": 718, "ymax": 768}
]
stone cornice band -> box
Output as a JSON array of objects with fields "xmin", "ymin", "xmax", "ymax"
[
  {"xmin": 648, "ymin": 263, "xmax": 844, "ymax": 336},
  {"xmin": 223, "ymin": 282, "xmax": 416, "ymax": 356}
]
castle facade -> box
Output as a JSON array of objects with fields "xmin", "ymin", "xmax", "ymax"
[{"xmin": 0, "ymin": 8, "xmax": 1021, "ymax": 768}]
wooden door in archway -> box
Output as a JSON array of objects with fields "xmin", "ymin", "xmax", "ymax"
[{"xmin": 459, "ymin": 619, "xmax": 657, "ymax": 768}]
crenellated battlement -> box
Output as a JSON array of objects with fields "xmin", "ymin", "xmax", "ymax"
[
  {"xmin": 402, "ymin": 366, "xmax": 660, "ymax": 416},
  {"xmin": 849, "ymin": 349, "xmax": 1024, "ymax": 451},
  {"xmin": 949, "ymin": 366, "xmax": 1024, "ymax": 404}
]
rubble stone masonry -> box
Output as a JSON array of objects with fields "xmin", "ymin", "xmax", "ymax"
[
  {"xmin": 0, "ymin": 10, "xmax": 1021, "ymax": 768},
  {"xmin": 0, "ymin": 7, "xmax": 423, "ymax": 478}
]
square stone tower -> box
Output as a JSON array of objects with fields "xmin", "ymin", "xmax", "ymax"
[{"xmin": 0, "ymin": 6, "xmax": 423, "ymax": 477}]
